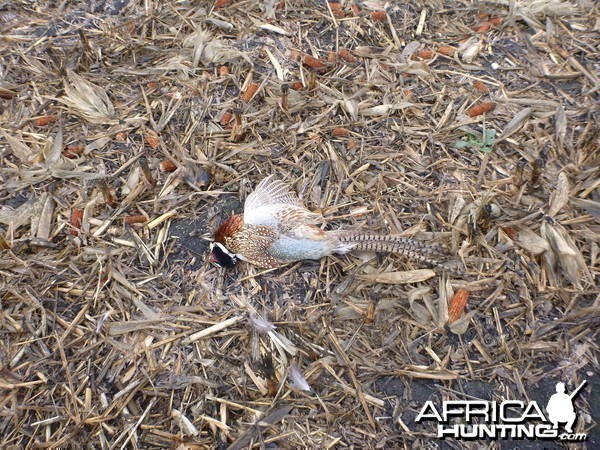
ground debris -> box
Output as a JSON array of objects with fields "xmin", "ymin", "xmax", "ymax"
[{"xmin": 0, "ymin": 0, "xmax": 598, "ymax": 447}]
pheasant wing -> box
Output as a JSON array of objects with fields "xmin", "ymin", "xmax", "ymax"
[
  {"xmin": 244, "ymin": 176, "xmax": 302, "ymax": 210},
  {"xmin": 244, "ymin": 177, "xmax": 324, "ymax": 231}
]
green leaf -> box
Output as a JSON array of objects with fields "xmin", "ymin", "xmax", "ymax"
[
  {"xmin": 454, "ymin": 140, "xmax": 470, "ymax": 148},
  {"xmin": 484, "ymin": 129, "xmax": 496, "ymax": 145}
]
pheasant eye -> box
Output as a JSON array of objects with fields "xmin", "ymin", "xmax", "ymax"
[{"xmin": 210, "ymin": 242, "xmax": 237, "ymax": 268}]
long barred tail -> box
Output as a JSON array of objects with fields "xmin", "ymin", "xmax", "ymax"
[{"xmin": 337, "ymin": 233, "xmax": 463, "ymax": 275}]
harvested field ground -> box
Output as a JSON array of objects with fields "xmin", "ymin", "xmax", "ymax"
[{"xmin": 0, "ymin": 0, "xmax": 599, "ymax": 448}]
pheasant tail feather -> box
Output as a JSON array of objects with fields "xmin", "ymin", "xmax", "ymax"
[{"xmin": 338, "ymin": 233, "xmax": 463, "ymax": 274}]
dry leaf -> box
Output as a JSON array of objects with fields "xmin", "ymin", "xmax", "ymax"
[
  {"xmin": 184, "ymin": 28, "xmax": 250, "ymax": 67},
  {"xmin": 172, "ymin": 409, "xmax": 200, "ymax": 436},
  {"xmin": 43, "ymin": 126, "xmax": 63, "ymax": 167},
  {"xmin": 395, "ymin": 61, "xmax": 431, "ymax": 77},
  {"xmin": 555, "ymin": 104, "xmax": 567, "ymax": 147},
  {"xmin": 548, "ymin": 171, "xmax": 570, "ymax": 217},
  {"xmin": 353, "ymin": 46, "xmax": 393, "ymax": 58},
  {"xmin": 496, "ymin": 107, "xmax": 532, "ymax": 142},
  {"xmin": 36, "ymin": 194, "xmax": 54, "ymax": 240},
  {"xmin": 436, "ymin": 277, "xmax": 452, "ymax": 327},
  {"xmin": 259, "ymin": 23, "xmax": 289, "ymax": 35},
  {"xmin": 410, "ymin": 299, "xmax": 433, "ymax": 324},
  {"xmin": 402, "ymin": 41, "xmax": 421, "ymax": 59},
  {"xmin": 513, "ymin": 226, "xmax": 550, "ymax": 255},
  {"xmin": 85, "ymin": 136, "xmax": 112, "ymax": 154},
  {"xmin": 570, "ymin": 198, "xmax": 600, "ymax": 218},
  {"xmin": 204, "ymin": 17, "xmax": 234, "ymax": 32},
  {"xmin": 339, "ymin": 97, "xmax": 358, "ymax": 120},
  {"xmin": 59, "ymin": 69, "xmax": 116, "ymax": 124},
  {"xmin": 514, "ymin": 0, "xmax": 579, "ymax": 21},
  {"xmin": 458, "ymin": 37, "xmax": 484, "ymax": 63},
  {"xmin": 29, "ymin": 193, "xmax": 48, "ymax": 236},
  {"xmin": 448, "ymin": 311, "xmax": 477, "ymax": 335},
  {"xmin": 0, "ymin": 130, "xmax": 33, "ymax": 162},
  {"xmin": 358, "ymin": 269, "xmax": 435, "ymax": 284},
  {"xmin": 358, "ymin": 269, "xmax": 436, "ymax": 284},
  {"xmin": 542, "ymin": 222, "xmax": 586, "ymax": 288},
  {"xmin": 358, "ymin": 102, "xmax": 415, "ymax": 117},
  {"xmin": 0, "ymin": 195, "xmax": 37, "ymax": 229}
]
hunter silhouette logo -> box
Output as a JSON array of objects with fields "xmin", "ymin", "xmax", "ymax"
[
  {"xmin": 415, "ymin": 379, "xmax": 588, "ymax": 441},
  {"xmin": 546, "ymin": 381, "xmax": 586, "ymax": 434}
]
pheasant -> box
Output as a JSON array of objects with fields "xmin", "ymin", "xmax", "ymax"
[{"xmin": 210, "ymin": 176, "xmax": 457, "ymax": 273}]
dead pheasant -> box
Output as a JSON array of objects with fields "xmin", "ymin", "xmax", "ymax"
[{"xmin": 210, "ymin": 176, "xmax": 457, "ymax": 273}]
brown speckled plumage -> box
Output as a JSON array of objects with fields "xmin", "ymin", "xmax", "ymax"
[
  {"xmin": 215, "ymin": 215, "xmax": 284, "ymax": 268},
  {"xmin": 211, "ymin": 177, "xmax": 460, "ymax": 273}
]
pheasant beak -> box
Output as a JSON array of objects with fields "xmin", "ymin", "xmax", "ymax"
[
  {"xmin": 208, "ymin": 242, "xmax": 220, "ymax": 265},
  {"xmin": 209, "ymin": 252, "xmax": 218, "ymax": 264},
  {"xmin": 209, "ymin": 242, "xmax": 238, "ymax": 268}
]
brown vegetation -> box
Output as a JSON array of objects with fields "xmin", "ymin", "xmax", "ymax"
[{"xmin": 0, "ymin": 0, "xmax": 598, "ymax": 448}]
